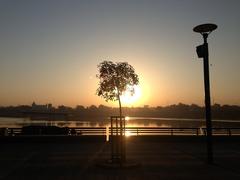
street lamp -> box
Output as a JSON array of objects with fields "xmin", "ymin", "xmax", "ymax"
[{"xmin": 193, "ymin": 23, "xmax": 217, "ymax": 164}]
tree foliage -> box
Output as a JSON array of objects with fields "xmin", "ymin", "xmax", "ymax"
[{"xmin": 96, "ymin": 61, "xmax": 139, "ymax": 102}]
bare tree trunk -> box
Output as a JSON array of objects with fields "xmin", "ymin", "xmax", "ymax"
[
  {"xmin": 117, "ymin": 92, "xmax": 122, "ymax": 120},
  {"xmin": 117, "ymin": 89, "xmax": 125, "ymax": 163},
  {"xmin": 117, "ymin": 90, "xmax": 122, "ymax": 132}
]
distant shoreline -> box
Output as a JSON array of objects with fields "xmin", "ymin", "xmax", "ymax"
[{"xmin": 1, "ymin": 103, "xmax": 240, "ymax": 120}]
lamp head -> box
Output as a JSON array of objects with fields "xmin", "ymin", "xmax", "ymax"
[{"xmin": 193, "ymin": 23, "xmax": 217, "ymax": 34}]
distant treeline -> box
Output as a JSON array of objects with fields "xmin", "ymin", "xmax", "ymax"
[{"xmin": 0, "ymin": 103, "xmax": 240, "ymax": 120}]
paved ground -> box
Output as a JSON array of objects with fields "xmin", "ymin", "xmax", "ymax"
[{"xmin": 1, "ymin": 136, "xmax": 240, "ymax": 180}]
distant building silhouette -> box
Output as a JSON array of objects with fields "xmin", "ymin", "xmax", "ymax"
[{"xmin": 31, "ymin": 102, "xmax": 53, "ymax": 111}]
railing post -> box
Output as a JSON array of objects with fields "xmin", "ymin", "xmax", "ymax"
[
  {"xmin": 111, "ymin": 117, "xmax": 113, "ymax": 160},
  {"xmin": 228, "ymin": 128, "xmax": 231, "ymax": 136},
  {"xmin": 11, "ymin": 129, "xmax": 14, "ymax": 136}
]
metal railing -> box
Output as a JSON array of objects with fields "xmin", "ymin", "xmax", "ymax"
[{"xmin": 1, "ymin": 127, "xmax": 240, "ymax": 136}]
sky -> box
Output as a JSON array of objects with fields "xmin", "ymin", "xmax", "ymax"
[{"xmin": 0, "ymin": 0, "xmax": 239, "ymax": 107}]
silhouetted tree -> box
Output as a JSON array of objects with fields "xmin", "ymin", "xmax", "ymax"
[
  {"xmin": 96, "ymin": 61, "xmax": 139, "ymax": 164},
  {"xmin": 96, "ymin": 61, "xmax": 139, "ymax": 119},
  {"xmin": 75, "ymin": 105, "xmax": 85, "ymax": 111}
]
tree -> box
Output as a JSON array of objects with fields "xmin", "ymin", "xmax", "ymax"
[
  {"xmin": 96, "ymin": 60, "xmax": 139, "ymax": 164},
  {"xmin": 96, "ymin": 61, "xmax": 139, "ymax": 118}
]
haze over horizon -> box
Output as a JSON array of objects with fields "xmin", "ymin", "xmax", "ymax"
[{"xmin": 0, "ymin": 0, "xmax": 240, "ymax": 107}]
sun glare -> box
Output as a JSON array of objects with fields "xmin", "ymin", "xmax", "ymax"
[
  {"xmin": 125, "ymin": 130, "xmax": 132, "ymax": 137},
  {"xmin": 121, "ymin": 85, "xmax": 142, "ymax": 105}
]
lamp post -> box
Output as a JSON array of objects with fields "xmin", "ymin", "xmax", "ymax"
[{"xmin": 193, "ymin": 23, "xmax": 217, "ymax": 164}]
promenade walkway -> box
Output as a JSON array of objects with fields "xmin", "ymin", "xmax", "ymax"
[{"xmin": 1, "ymin": 136, "xmax": 240, "ymax": 180}]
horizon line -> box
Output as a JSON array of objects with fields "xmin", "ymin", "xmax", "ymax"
[{"xmin": 1, "ymin": 102, "xmax": 240, "ymax": 108}]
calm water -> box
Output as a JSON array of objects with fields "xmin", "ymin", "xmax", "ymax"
[{"xmin": 1, "ymin": 117, "xmax": 240, "ymax": 128}]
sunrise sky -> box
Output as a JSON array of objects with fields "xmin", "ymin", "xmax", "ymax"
[{"xmin": 0, "ymin": 0, "xmax": 239, "ymax": 107}]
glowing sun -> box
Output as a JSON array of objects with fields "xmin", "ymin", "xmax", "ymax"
[{"xmin": 120, "ymin": 85, "xmax": 142, "ymax": 105}]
